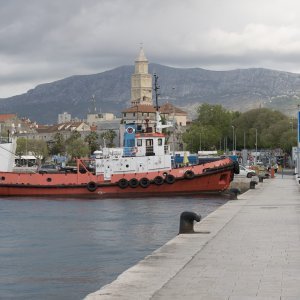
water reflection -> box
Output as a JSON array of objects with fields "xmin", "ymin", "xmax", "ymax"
[{"xmin": 0, "ymin": 195, "xmax": 227, "ymax": 300}]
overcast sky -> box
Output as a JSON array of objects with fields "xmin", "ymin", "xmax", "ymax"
[{"xmin": 1, "ymin": 0, "xmax": 300, "ymax": 97}]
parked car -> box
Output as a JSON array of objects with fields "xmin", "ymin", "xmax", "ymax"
[
  {"xmin": 239, "ymin": 165, "xmax": 256, "ymax": 178},
  {"xmin": 38, "ymin": 164, "xmax": 60, "ymax": 174}
]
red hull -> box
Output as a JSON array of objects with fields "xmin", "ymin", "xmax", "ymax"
[{"xmin": 0, "ymin": 158, "xmax": 235, "ymax": 198}]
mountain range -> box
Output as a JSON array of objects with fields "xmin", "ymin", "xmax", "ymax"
[{"xmin": 1, "ymin": 63, "xmax": 300, "ymax": 124}]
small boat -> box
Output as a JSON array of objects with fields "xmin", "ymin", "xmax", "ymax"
[{"xmin": 0, "ymin": 117, "xmax": 239, "ymax": 198}]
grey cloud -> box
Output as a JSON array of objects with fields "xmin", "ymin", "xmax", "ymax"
[{"xmin": 1, "ymin": 0, "xmax": 300, "ymax": 96}]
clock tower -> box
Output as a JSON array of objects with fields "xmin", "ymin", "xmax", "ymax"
[{"xmin": 130, "ymin": 47, "xmax": 153, "ymax": 106}]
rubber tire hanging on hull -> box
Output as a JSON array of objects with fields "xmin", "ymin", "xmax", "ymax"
[
  {"xmin": 154, "ymin": 176, "xmax": 164, "ymax": 185},
  {"xmin": 139, "ymin": 177, "xmax": 150, "ymax": 188},
  {"xmin": 87, "ymin": 181, "xmax": 98, "ymax": 192},
  {"xmin": 129, "ymin": 178, "xmax": 139, "ymax": 188},
  {"xmin": 184, "ymin": 170, "xmax": 195, "ymax": 179},
  {"xmin": 233, "ymin": 161, "xmax": 240, "ymax": 174},
  {"xmin": 118, "ymin": 178, "xmax": 129, "ymax": 189},
  {"xmin": 165, "ymin": 174, "xmax": 175, "ymax": 184}
]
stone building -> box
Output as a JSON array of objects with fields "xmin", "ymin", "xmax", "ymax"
[
  {"xmin": 58, "ymin": 112, "xmax": 71, "ymax": 124},
  {"xmin": 121, "ymin": 48, "xmax": 187, "ymax": 150},
  {"xmin": 130, "ymin": 47, "xmax": 153, "ymax": 106},
  {"xmin": 21, "ymin": 121, "xmax": 92, "ymax": 142}
]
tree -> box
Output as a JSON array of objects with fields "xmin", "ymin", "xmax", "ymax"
[
  {"xmin": 16, "ymin": 137, "xmax": 48, "ymax": 162},
  {"xmin": 28, "ymin": 139, "xmax": 49, "ymax": 160},
  {"xmin": 183, "ymin": 104, "xmax": 237, "ymax": 152},
  {"xmin": 233, "ymin": 108, "xmax": 296, "ymax": 152},
  {"xmin": 84, "ymin": 131, "xmax": 99, "ymax": 154},
  {"xmin": 16, "ymin": 137, "xmax": 27, "ymax": 156},
  {"xmin": 65, "ymin": 139, "xmax": 89, "ymax": 160},
  {"xmin": 100, "ymin": 130, "xmax": 117, "ymax": 147},
  {"xmin": 49, "ymin": 133, "xmax": 65, "ymax": 155},
  {"xmin": 67, "ymin": 131, "xmax": 81, "ymax": 142}
]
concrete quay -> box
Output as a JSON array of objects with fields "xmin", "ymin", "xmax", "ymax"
[{"xmin": 85, "ymin": 173, "xmax": 300, "ymax": 300}]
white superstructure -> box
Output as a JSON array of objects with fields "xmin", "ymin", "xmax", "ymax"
[
  {"xmin": 0, "ymin": 137, "xmax": 16, "ymax": 172},
  {"xmin": 94, "ymin": 131, "xmax": 172, "ymax": 180}
]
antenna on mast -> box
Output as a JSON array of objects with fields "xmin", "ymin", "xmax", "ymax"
[{"xmin": 153, "ymin": 73, "xmax": 160, "ymax": 111}]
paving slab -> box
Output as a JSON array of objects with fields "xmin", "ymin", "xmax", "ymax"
[{"xmin": 84, "ymin": 174, "xmax": 300, "ymax": 300}]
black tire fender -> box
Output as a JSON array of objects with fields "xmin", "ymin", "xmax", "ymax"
[
  {"xmin": 184, "ymin": 170, "xmax": 195, "ymax": 179},
  {"xmin": 139, "ymin": 177, "xmax": 150, "ymax": 188},
  {"xmin": 165, "ymin": 174, "xmax": 176, "ymax": 184},
  {"xmin": 154, "ymin": 176, "xmax": 164, "ymax": 185},
  {"xmin": 233, "ymin": 161, "xmax": 240, "ymax": 174},
  {"xmin": 118, "ymin": 178, "xmax": 129, "ymax": 189},
  {"xmin": 129, "ymin": 178, "xmax": 139, "ymax": 188},
  {"xmin": 87, "ymin": 181, "xmax": 97, "ymax": 192}
]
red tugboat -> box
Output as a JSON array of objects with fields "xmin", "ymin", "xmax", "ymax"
[
  {"xmin": 0, "ymin": 119, "xmax": 238, "ymax": 198},
  {"xmin": 0, "ymin": 72, "xmax": 239, "ymax": 198}
]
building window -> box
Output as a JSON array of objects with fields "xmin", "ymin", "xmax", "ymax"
[
  {"xmin": 158, "ymin": 138, "xmax": 162, "ymax": 146},
  {"xmin": 133, "ymin": 112, "xmax": 135, "ymax": 117},
  {"xmin": 147, "ymin": 113, "xmax": 149, "ymax": 117},
  {"xmin": 137, "ymin": 139, "xmax": 142, "ymax": 146},
  {"xmin": 123, "ymin": 113, "xmax": 127, "ymax": 117}
]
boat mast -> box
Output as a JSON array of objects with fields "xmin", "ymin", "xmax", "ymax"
[{"xmin": 153, "ymin": 73, "xmax": 160, "ymax": 112}]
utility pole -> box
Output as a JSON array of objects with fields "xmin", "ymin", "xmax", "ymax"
[{"xmin": 255, "ymin": 128, "xmax": 258, "ymax": 165}]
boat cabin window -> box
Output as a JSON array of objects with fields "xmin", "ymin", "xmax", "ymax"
[
  {"xmin": 146, "ymin": 139, "xmax": 153, "ymax": 146},
  {"xmin": 158, "ymin": 138, "xmax": 162, "ymax": 146},
  {"xmin": 137, "ymin": 139, "xmax": 142, "ymax": 146}
]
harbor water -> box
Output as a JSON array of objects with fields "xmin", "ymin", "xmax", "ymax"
[{"xmin": 0, "ymin": 195, "xmax": 228, "ymax": 300}]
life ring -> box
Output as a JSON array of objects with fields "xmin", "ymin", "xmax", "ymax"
[
  {"xmin": 233, "ymin": 161, "xmax": 240, "ymax": 174},
  {"xmin": 118, "ymin": 178, "xmax": 129, "ymax": 189},
  {"xmin": 165, "ymin": 174, "xmax": 175, "ymax": 184},
  {"xmin": 184, "ymin": 170, "xmax": 195, "ymax": 179},
  {"xmin": 87, "ymin": 181, "xmax": 97, "ymax": 192},
  {"xmin": 154, "ymin": 176, "xmax": 164, "ymax": 185},
  {"xmin": 129, "ymin": 178, "xmax": 139, "ymax": 188},
  {"xmin": 139, "ymin": 177, "xmax": 150, "ymax": 188}
]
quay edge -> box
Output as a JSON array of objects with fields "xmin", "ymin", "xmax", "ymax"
[{"xmin": 85, "ymin": 173, "xmax": 300, "ymax": 299}]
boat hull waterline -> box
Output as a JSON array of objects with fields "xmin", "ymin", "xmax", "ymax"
[{"xmin": 0, "ymin": 160, "xmax": 235, "ymax": 198}]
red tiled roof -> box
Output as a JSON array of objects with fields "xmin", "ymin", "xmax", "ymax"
[
  {"xmin": 0, "ymin": 113, "xmax": 17, "ymax": 122},
  {"xmin": 159, "ymin": 103, "xmax": 187, "ymax": 115},
  {"xmin": 122, "ymin": 105, "xmax": 157, "ymax": 113},
  {"xmin": 122, "ymin": 103, "xmax": 187, "ymax": 115}
]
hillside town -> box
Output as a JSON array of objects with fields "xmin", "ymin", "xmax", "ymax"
[{"xmin": 0, "ymin": 48, "xmax": 188, "ymax": 165}]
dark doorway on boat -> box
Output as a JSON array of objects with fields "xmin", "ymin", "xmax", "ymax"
[{"xmin": 146, "ymin": 139, "xmax": 155, "ymax": 156}]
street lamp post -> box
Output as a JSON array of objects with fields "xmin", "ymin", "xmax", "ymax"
[
  {"xmin": 255, "ymin": 128, "xmax": 258, "ymax": 165},
  {"xmin": 297, "ymin": 106, "xmax": 300, "ymax": 176},
  {"xmin": 232, "ymin": 126, "xmax": 235, "ymax": 154},
  {"xmin": 199, "ymin": 132, "xmax": 202, "ymax": 151}
]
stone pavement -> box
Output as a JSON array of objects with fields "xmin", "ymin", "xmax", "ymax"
[{"xmin": 85, "ymin": 174, "xmax": 300, "ymax": 300}]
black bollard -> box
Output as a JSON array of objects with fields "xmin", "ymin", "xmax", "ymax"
[
  {"xmin": 229, "ymin": 188, "xmax": 241, "ymax": 200},
  {"xmin": 179, "ymin": 211, "xmax": 201, "ymax": 234},
  {"xmin": 250, "ymin": 181, "xmax": 257, "ymax": 189}
]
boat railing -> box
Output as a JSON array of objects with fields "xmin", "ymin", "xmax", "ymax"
[{"xmin": 123, "ymin": 146, "xmax": 137, "ymax": 157}]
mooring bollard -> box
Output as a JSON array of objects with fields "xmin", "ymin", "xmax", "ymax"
[
  {"xmin": 229, "ymin": 188, "xmax": 241, "ymax": 200},
  {"xmin": 179, "ymin": 211, "xmax": 201, "ymax": 234},
  {"xmin": 250, "ymin": 181, "xmax": 257, "ymax": 189}
]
